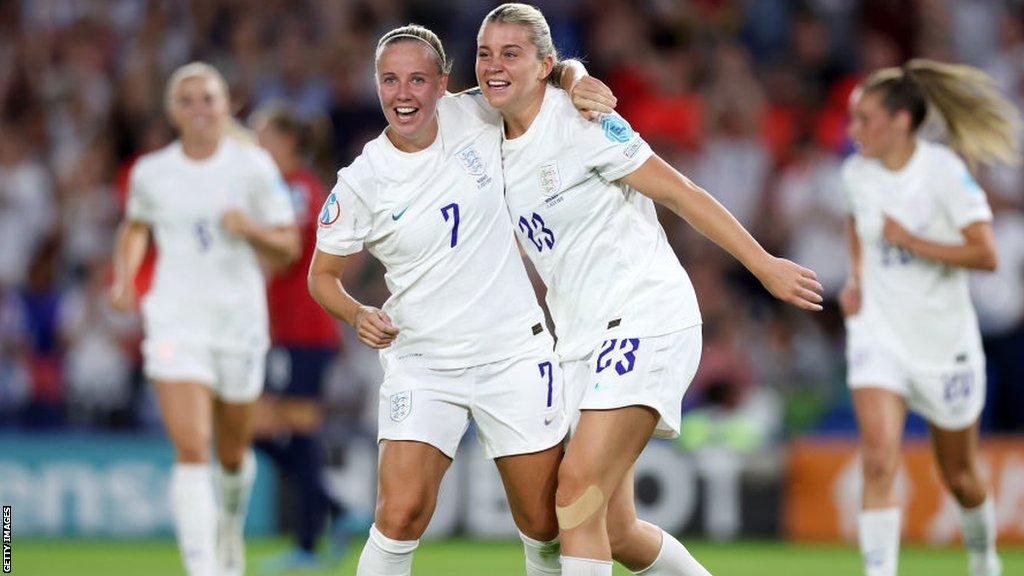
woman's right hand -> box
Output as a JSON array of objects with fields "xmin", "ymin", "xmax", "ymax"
[
  {"xmin": 354, "ymin": 306, "xmax": 399, "ymax": 349},
  {"xmin": 839, "ymin": 278, "xmax": 861, "ymax": 317},
  {"xmin": 109, "ymin": 281, "xmax": 137, "ymax": 313}
]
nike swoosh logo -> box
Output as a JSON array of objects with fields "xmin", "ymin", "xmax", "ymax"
[
  {"xmin": 391, "ymin": 206, "xmax": 410, "ymax": 221},
  {"xmin": 544, "ymin": 416, "xmax": 556, "ymax": 426}
]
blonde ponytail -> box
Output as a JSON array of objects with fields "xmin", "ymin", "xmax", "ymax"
[{"xmin": 862, "ymin": 59, "xmax": 1022, "ymax": 168}]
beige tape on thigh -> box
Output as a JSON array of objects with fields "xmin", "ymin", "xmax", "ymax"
[{"xmin": 555, "ymin": 485, "xmax": 605, "ymax": 530}]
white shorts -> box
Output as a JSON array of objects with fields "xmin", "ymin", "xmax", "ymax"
[
  {"xmin": 846, "ymin": 329, "xmax": 985, "ymax": 430},
  {"xmin": 377, "ymin": 351, "xmax": 568, "ymax": 459},
  {"xmin": 563, "ymin": 326, "xmax": 702, "ymax": 439},
  {"xmin": 142, "ymin": 338, "xmax": 266, "ymax": 403}
]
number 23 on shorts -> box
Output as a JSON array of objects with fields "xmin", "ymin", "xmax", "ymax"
[{"xmin": 596, "ymin": 338, "xmax": 640, "ymax": 376}]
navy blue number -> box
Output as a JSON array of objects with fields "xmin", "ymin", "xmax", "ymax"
[
  {"xmin": 615, "ymin": 339, "xmax": 640, "ymax": 375},
  {"xmin": 943, "ymin": 371, "xmax": 974, "ymax": 403},
  {"xmin": 596, "ymin": 338, "xmax": 640, "ymax": 375},
  {"xmin": 596, "ymin": 339, "xmax": 617, "ymax": 373},
  {"xmin": 519, "ymin": 216, "xmax": 542, "ymax": 251},
  {"xmin": 533, "ymin": 213, "xmax": 555, "ymax": 249},
  {"xmin": 880, "ymin": 239, "xmax": 913, "ymax": 267},
  {"xmin": 539, "ymin": 361, "xmax": 554, "ymax": 407},
  {"xmin": 195, "ymin": 219, "xmax": 212, "ymax": 252},
  {"xmin": 441, "ymin": 203, "xmax": 460, "ymax": 247},
  {"xmin": 519, "ymin": 212, "xmax": 555, "ymax": 252}
]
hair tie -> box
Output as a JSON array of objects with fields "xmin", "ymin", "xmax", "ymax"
[{"xmin": 901, "ymin": 62, "xmax": 917, "ymax": 83}]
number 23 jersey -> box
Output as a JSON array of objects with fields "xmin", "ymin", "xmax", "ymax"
[
  {"xmin": 841, "ymin": 140, "xmax": 992, "ymax": 367},
  {"xmin": 499, "ymin": 85, "xmax": 701, "ymax": 361},
  {"xmin": 316, "ymin": 93, "xmax": 551, "ymax": 369}
]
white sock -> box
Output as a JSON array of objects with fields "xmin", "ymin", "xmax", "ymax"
[
  {"xmin": 215, "ymin": 449, "xmax": 256, "ymax": 520},
  {"xmin": 170, "ymin": 463, "xmax": 217, "ymax": 576},
  {"xmin": 961, "ymin": 497, "xmax": 1001, "ymax": 576},
  {"xmin": 520, "ymin": 531, "xmax": 561, "ymax": 575},
  {"xmin": 858, "ymin": 508, "xmax": 900, "ymax": 576},
  {"xmin": 215, "ymin": 451, "xmax": 256, "ymax": 576},
  {"xmin": 356, "ymin": 524, "xmax": 420, "ymax": 576},
  {"xmin": 635, "ymin": 529, "xmax": 711, "ymax": 575},
  {"xmin": 562, "ymin": 556, "xmax": 612, "ymax": 576}
]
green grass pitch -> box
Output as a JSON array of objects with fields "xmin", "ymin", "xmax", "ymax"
[{"xmin": 11, "ymin": 538, "xmax": 1024, "ymax": 575}]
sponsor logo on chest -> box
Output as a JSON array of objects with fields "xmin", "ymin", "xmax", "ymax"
[{"xmin": 456, "ymin": 146, "xmax": 492, "ymax": 190}]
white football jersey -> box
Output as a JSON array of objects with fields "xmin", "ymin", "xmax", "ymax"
[
  {"xmin": 316, "ymin": 93, "xmax": 552, "ymax": 369},
  {"xmin": 499, "ymin": 85, "xmax": 701, "ymax": 360},
  {"xmin": 842, "ymin": 140, "xmax": 991, "ymax": 367},
  {"xmin": 127, "ymin": 138, "xmax": 295, "ymax": 352}
]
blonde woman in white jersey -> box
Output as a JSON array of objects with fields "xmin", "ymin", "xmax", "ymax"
[
  {"xmin": 109, "ymin": 63, "xmax": 300, "ymax": 576},
  {"xmin": 474, "ymin": 5, "xmax": 823, "ymax": 576},
  {"xmin": 841, "ymin": 60, "xmax": 1019, "ymax": 576},
  {"xmin": 308, "ymin": 25, "xmax": 616, "ymax": 576}
]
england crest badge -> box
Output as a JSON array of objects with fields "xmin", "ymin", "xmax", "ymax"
[
  {"xmin": 539, "ymin": 162, "xmax": 561, "ymax": 197},
  {"xmin": 390, "ymin": 391, "xmax": 411, "ymax": 422}
]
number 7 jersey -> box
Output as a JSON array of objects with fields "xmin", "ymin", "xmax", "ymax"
[
  {"xmin": 316, "ymin": 93, "xmax": 551, "ymax": 368},
  {"xmin": 499, "ymin": 85, "xmax": 701, "ymax": 361}
]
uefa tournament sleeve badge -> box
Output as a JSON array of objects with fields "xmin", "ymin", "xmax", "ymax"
[{"xmin": 318, "ymin": 192, "xmax": 341, "ymax": 228}]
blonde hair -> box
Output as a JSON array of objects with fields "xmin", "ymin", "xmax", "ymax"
[
  {"xmin": 481, "ymin": 3, "xmax": 560, "ymax": 81},
  {"xmin": 376, "ymin": 24, "xmax": 452, "ymax": 75},
  {"xmin": 861, "ymin": 59, "xmax": 1021, "ymax": 167},
  {"xmin": 164, "ymin": 61, "xmax": 254, "ymax": 143}
]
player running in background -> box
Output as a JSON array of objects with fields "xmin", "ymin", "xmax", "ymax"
[
  {"xmin": 249, "ymin": 105, "xmax": 363, "ymax": 571},
  {"xmin": 841, "ymin": 59, "xmax": 1019, "ymax": 576},
  {"xmin": 475, "ymin": 5, "xmax": 823, "ymax": 575},
  {"xmin": 110, "ymin": 62, "xmax": 300, "ymax": 576},
  {"xmin": 309, "ymin": 25, "xmax": 616, "ymax": 576}
]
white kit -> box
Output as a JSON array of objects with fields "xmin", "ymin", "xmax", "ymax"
[
  {"xmin": 128, "ymin": 138, "xmax": 295, "ymax": 399},
  {"xmin": 842, "ymin": 140, "xmax": 991, "ymax": 429}
]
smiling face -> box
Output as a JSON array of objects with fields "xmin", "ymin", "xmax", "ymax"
[
  {"xmin": 475, "ymin": 21, "xmax": 553, "ymax": 115},
  {"xmin": 847, "ymin": 88, "xmax": 910, "ymax": 160},
  {"xmin": 168, "ymin": 75, "xmax": 230, "ymax": 143},
  {"xmin": 376, "ymin": 40, "xmax": 448, "ymax": 151}
]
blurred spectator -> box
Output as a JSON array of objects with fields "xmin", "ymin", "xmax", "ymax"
[
  {"xmin": 255, "ymin": 15, "xmax": 331, "ymax": 117},
  {"xmin": 58, "ymin": 138, "xmax": 119, "ymax": 277},
  {"xmin": 59, "ymin": 260, "xmax": 139, "ymax": 426},
  {"xmin": 0, "ymin": 284, "xmax": 31, "ymax": 423},
  {"xmin": 0, "ymin": 120, "xmax": 54, "ymax": 288},
  {"xmin": 765, "ymin": 138, "xmax": 848, "ymax": 297}
]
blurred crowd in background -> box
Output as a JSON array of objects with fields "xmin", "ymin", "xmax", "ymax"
[{"xmin": 1, "ymin": 0, "xmax": 1023, "ymax": 446}]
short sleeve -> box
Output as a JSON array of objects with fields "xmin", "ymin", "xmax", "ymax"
[
  {"xmin": 125, "ymin": 164, "xmax": 155, "ymax": 223},
  {"xmin": 940, "ymin": 161, "xmax": 992, "ymax": 229},
  {"xmin": 444, "ymin": 90, "xmax": 501, "ymax": 125},
  {"xmin": 251, "ymin": 151, "xmax": 296, "ymax": 227},
  {"xmin": 316, "ymin": 177, "xmax": 373, "ymax": 256},
  {"xmin": 570, "ymin": 111, "xmax": 653, "ymax": 182}
]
